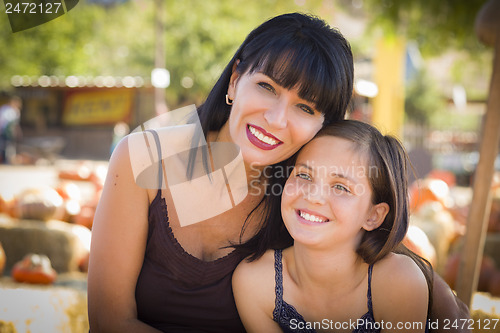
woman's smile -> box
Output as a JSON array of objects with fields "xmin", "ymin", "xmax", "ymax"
[{"xmin": 246, "ymin": 124, "xmax": 283, "ymax": 150}]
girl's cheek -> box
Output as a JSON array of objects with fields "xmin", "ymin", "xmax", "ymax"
[{"xmin": 282, "ymin": 181, "xmax": 299, "ymax": 204}]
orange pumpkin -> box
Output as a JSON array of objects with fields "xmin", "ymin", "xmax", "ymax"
[
  {"xmin": 443, "ymin": 253, "xmax": 497, "ymax": 292},
  {"xmin": 73, "ymin": 205, "xmax": 95, "ymax": 229},
  {"xmin": 409, "ymin": 179, "xmax": 450, "ymax": 213},
  {"xmin": 58, "ymin": 162, "xmax": 92, "ymax": 181},
  {"xmin": 0, "ymin": 242, "xmax": 5, "ymax": 276},
  {"xmin": 488, "ymin": 270, "xmax": 500, "ymax": 297},
  {"xmin": 78, "ymin": 252, "xmax": 90, "ymax": 273},
  {"xmin": 0, "ymin": 194, "xmax": 5, "ymax": 214},
  {"xmin": 11, "ymin": 253, "xmax": 57, "ymax": 285}
]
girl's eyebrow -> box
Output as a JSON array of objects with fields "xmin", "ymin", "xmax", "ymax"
[
  {"xmin": 295, "ymin": 162, "xmax": 312, "ymax": 171},
  {"xmin": 329, "ymin": 172, "xmax": 358, "ymax": 185},
  {"xmin": 296, "ymin": 162, "xmax": 360, "ymax": 185}
]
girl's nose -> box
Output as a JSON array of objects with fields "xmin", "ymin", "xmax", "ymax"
[{"xmin": 304, "ymin": 183, "xmax": 327, "ymax": 205}]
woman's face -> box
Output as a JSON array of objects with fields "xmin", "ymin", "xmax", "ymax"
[
  {"xmin": 280, "ymin": 136, "xmax": 382, "ymax": 249},
  {"xmin": 219, "ymin": 70, "xmax": 324, "ymax": 168}
]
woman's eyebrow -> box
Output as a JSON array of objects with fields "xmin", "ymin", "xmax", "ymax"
[{"xmin": 256, "ymin": 72, "xmax": 318, "ymax": 107}]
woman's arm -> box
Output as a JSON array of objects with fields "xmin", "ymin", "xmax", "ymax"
[
  {"xmin": 429, "ymin": 272, "xmax": 471, "ymax": 333},
  {"xmin": 373, "ymin": 254, "xmax": 429, "ymax": 333},
  {"xmin": 87, "ymin": 136, "xmax": 161, "ymax": 333},
  {"xmin": 232, "ymin": 252, "xmax": 282, "ymax": 333}
]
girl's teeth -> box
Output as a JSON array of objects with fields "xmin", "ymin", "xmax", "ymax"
[{"xmin": 300, "ymin": 211, "xmax": 325, "ymax": 223}]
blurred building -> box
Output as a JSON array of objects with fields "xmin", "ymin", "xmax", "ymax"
[{"xmin": 4, "ymin": 75, "xmax": 155, "ymax": 161}]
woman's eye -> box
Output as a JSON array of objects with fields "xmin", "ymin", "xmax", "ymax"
[
  {"xmin": 297, "ymin": 104, "xmax": 315, "ymax": 115},
  {"xmin": 296, "ymin": 173, "xmax": 311, "ymax": 181},
  {"xmin": 258, "ymin": 82, "xmax": 276, "ymax": 94}
]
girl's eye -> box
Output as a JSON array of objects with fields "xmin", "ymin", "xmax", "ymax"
[
  {"xmin": 297, "ymin": 104, "xmax": 315, "ymax": 115},
  {"xmin": 296, "ymin": 172, "xmax": 312, "ymax": 181},
  {"xmin": 258, "ymin": 82, "xmax": 276, "ymax": 94},
  {"xmin": 332, "ymin": 184, "xmax": 351, "ymax": 194}
]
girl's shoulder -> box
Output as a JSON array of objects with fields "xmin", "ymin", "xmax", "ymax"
[
  {"xmin": 232, "ymin": 250, "xmax": 277, "ymax": 319},
  {"xmin": 372, "ymin": 252, "xmax": 428, "ymax": 290},
  {"xmin": 371, "ymin": 253, "xmax": 429, "ymax": 324},
  {"xmin": 234, "ymin": 249, "xmax": 277, "ymax": 281}
]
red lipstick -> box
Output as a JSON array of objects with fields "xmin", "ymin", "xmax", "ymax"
[{"xmin": 246, "ymin": 124, "xmax": 283, "ymax": 151}]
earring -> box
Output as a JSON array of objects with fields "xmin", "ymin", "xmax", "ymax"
[{"xmin": 225, "ymin": 94, "xmax": 233, "ymax": 105}]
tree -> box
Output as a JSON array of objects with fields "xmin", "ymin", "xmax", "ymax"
[
  {"xmin": 358, "ymin": 0, "xmax": 489, "ymax": 55},
  {"xmin": 0, "ymin": 0, "xmax": 326, "ymax": 109}
]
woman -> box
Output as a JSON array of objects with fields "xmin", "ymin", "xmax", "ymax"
[
  {"xmin": 87, "ymin": 12, "xmax": 469, "ymax": 333},
  {"xmin": 233, "ymin": 120, "xmax": 431, "ymax": 332},
  {"xmin": 88, "ymin": 12, "xmax": 353, "ymax": 332}
]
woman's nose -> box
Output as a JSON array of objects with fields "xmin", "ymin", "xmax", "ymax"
[{"xmin": 264, "ymin": 101, "xmax": 288, "ymax": 129}]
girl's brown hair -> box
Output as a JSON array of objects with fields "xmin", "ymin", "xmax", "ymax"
[{"xmin": 315, "ymin": 120, "xmax": 433, "ymax": 313}]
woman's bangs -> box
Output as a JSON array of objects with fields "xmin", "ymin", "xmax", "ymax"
[{"xmin": 248, "ymin": 43, "xmax": 338, "ymax": 117}]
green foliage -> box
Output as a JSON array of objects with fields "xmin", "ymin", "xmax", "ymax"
[
  {"xmin": 429, "ymin": 107, "xmax": 481, "ymax": 132},
  {"xmin": 361, "ymin": 0, "xmax": 489, "ymax": 56},
  {"xmin": 0, "ymin": 0, "xmax": 327, "ymax": 108},
  {"xmin": 404, "ymin": 69, "xmax": 445, "ymax": 125},
  {"xmin": 161, "ymin": 0, "xmax": 326, "ymax": 107}
]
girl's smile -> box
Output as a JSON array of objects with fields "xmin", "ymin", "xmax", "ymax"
[{"xmin": 296, "ymin": 208, "xmax": 330, "ymax": 225}]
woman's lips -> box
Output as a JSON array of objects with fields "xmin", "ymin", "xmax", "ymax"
[{"xmin": 246, "ymin": 124, "xmax": 283, "ymax": 150}]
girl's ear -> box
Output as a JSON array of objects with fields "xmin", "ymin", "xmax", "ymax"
[
  {"xmin": 363, "ymin": 202, "xmax": 389, "ymax": 231},
  {"xmin": 227, "ymin": 59, "xmax": 241, "ymax": 100}
]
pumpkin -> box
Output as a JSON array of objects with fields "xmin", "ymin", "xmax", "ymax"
[
  {"xmin": 16, "ymin": 187, "xmax": 63, "ymax": 221},
  {"xmin": 0, "ymin": 194, "xmax": 5, "ymax": 214},
  {"xmin": 55, "ymin": 182, "xmax": 82, "ymax": 202},
  {"xmin": 73, "ymin": 205, "xmax": 95, "ymax": 229},
  {"xmin": 488, "ymin": 270, "xmax": 500, "ymax": 297},
  {"xmin": 11, "ymin": 253, "xmax": 57, "ymax": 285},
  {"xmin": 409, "ymin": 179, "xmax": 449, "ymax": 213},
  {"xmin": 443, "ymin": 253, "xmax": 497, "ymax": 292},
  {"xmin": 78, "ymin": 252, "xmax": 90, "ymax": 273},
  {"xmin": 403, "ymin": 225, "xmax": 437, "ymax": 267},
  {"xmin": 0, "ymin": 242, "xmax": 5, "ymax": 276},
  {"xmin": 58, "ymin": 162, "xmax": 92, "ymax": 181}
]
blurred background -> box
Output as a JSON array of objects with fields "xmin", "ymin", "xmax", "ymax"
[{"xmin": 0, "ymin": 0, "xmax": 499, "ymax": 332}]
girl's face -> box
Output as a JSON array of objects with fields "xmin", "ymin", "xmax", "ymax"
[
  {"xmin": 218, "ymin": 70, "xmax": 324, "ymax": 168},
  {"xmin": 281, "ymin": 136, "xmax": 388, "ymax": 249}
]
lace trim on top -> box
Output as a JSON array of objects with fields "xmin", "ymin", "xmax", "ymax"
[{"xmin": 272, "ymin": 249, "xmax": 379, "ymax": 333}]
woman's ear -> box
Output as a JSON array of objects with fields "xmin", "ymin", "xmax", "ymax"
[
  {"xmin": 227, "ymin": 59, "xmax": 241, "ymax": 100},
  {"xmin": 363, "ymin": 202, "xmax": 389, "ymax": 231}
]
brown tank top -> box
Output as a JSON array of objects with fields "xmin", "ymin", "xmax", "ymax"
[{"xmin": 134, "ymin": 130, "xmax": 247, "ymax": 332}]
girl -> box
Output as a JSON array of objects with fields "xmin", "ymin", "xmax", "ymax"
[{"xmin": 233, "ymin": 120, "xmax": 432, "ymax": 332}]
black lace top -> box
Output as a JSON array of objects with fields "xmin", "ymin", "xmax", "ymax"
[{"xmin": 272, "ymin": 249, "xmax": 379, "ymax": 333}]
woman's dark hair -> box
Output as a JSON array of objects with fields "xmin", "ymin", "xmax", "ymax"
[
  {"xmin": 188, "ymin": 13, "xmax": 354, "ymax": 180},
  {"xmin": 189, "ymin": 13, "xmax": 354, "ymax": 256},
  {"xmin": 197, "ymin": 12, "xmax": 354, "ymax": 132}
]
